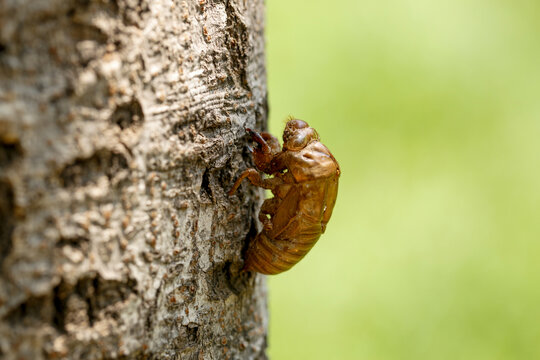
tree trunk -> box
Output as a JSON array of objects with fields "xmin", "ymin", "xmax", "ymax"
[{"xmin": 0, "ymin": 0, "xmax": 268, "ymax": 359}]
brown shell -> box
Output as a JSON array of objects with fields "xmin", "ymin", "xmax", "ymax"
[{"xmin": 229, "ymin": 119, "xmax": 340, "ymax": 275}]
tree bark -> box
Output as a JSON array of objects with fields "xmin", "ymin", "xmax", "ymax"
[{"xmin": 0, "ymin": 0, "xmax": 268, "ymax": 359}]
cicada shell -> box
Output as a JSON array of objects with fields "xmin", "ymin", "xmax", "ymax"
[{"xmin": 229, "ymin": 119, "xmax": 340, "ymax": 275}]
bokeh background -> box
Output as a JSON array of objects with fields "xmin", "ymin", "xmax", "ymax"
[{"xmin": 265, "ymin": 0, "xmax": 540, "ymax": 358}]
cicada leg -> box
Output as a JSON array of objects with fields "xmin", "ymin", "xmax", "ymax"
[
  {"xmin": 247, "ymin": 128, "xmax": 281, "ymax": 173},
  {"xmin": 259, "ymin": 197, "xmax": 281, "ymax": 231},
  {"xmin": 228, "ymin": 169, "xmax": 284, "ymax": 196}
]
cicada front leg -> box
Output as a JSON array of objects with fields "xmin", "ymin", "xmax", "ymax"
[{"xmin": 246, "ymin": 128, "xmax": 281, "ymax": 174}]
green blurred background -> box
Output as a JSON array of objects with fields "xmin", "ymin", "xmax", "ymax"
[{"xmin": 265, "ymin": 0, "xmax": 540, "ymax": 358}]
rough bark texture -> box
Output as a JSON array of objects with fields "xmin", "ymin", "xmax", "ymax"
[{"xmin": 0, "ymin": 0, "xmax": 268, "ymax": 359}]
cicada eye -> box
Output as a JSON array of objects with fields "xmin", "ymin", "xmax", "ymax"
[{"xmin": 287, "ymin": 119, "xmax": 309, "ymax": 130}]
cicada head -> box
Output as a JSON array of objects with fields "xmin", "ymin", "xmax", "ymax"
[{"xmin": 282, "ymin": 119, "xmax": 319, "ymax": 151}]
